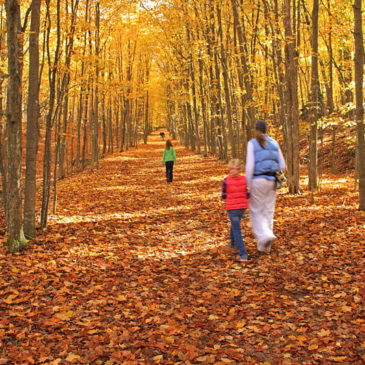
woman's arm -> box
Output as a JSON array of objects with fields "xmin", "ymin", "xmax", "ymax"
[
  {"xmin": 162, "ymin": 149, "xmax": 166, "ymax": 164},
  {"xmin": 278, "ymin": 146, "xmax": 286, "ymax": 170},
  {"xmin": 221, "ymin": 179, "xmax": 227, "ymax": 199},
  {"xmin": 245, "ymin": 141, "xmax": 255, "ymax": 189}
]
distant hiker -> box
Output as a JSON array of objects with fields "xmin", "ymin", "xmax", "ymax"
[
  {"xmin": 162, "ymin": 140, "xmax": 176, "ymax": 183},
  {"xmin": 222, "ymin": 159, "xmax": 249, "ymax": 262},
  {"xmin": 160, "ymin": 132, "xmax": 165, "ymax": 141},
  {"xmin": 245, "ymin": 120, "xmax": 286, "ymax": 254}
]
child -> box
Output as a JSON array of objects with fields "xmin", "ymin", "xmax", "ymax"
[
  {"xmin": 162, "ymin": 140, "xmax": 176, "ymax": 182},
  {"xmin": 221, "ymin": 159, "xmax": 249, "ymax": 262}
]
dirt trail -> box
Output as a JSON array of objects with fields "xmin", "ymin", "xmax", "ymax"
[{"xmin": 0, "ymin": 131, "xmax": 364, "ymax": 364}]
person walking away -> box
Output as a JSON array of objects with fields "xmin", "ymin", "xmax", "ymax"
[
  {"xmin": 222, "ymin": 159, "xmax": 249, "ymax": 262},
  {"xmin": 160, "ymin": 132, "xmax": 165, "ymax": 141},
  {"xmin": 162, "ymin": 140, "xmax": 176, "ymax": 183},
  {"xmin": 245, "ymin": 120, "xmax": 286, "ymax": 254}
]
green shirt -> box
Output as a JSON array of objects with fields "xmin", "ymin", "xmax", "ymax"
[{"xmin": 162, "ymin": 147, "xmax": 176, "ymax": 163}]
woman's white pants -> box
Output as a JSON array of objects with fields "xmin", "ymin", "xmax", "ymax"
[{"xmin": 249, "ymin": 178, "xmax": 277, "ymax": 252}]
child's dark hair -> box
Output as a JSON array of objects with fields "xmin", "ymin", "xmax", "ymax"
[
  {"xmin": 256, "ymin": 120, "xmax": 268, "ymax": 149},
  {"xmin": 166, "ymin": 140, "xmax": 172, "ymax": 150}
]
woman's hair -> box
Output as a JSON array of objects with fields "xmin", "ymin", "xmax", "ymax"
[
  {"xmin": 256, "ymin": 120, "xmax": 268, "ymax": 149},
  {"xmin": 228, "ymin": 159, "xmax": 241, "ymax": 177},
  {"xmin": 166, "ymin": 140, "xmax": 172, "ymax": 150}
]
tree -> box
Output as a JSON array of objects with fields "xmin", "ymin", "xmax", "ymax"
[
  {"xmin": 24, "ymin": 0, "xmax": 41, "ymax": 239},
  {"xmin": 284, "ymin": 0, "xmax": 300, "ymax": 194},
  {"xmin": 308, "ymin": 0, "xmax": 320, "ymax": 190},
  {"xmin": 5, "ymin": 0, "xmax": 27, "ymax": 252},
  {"xmin": 41, "ymin": 0, "xmax": 61, "ymax": 229},
  {"xmin": 353, "ymin": 0, "xmax": 365, "ymax": 210}
]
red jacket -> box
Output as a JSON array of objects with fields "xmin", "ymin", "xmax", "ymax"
[{"xmin": 222, "ymin": 175, "xmax": 249, "ymax": 211}]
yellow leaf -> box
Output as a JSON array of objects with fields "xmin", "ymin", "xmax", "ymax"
[
  {"xmin": 165, "ymin": 336, "xmax": 174, "ymax": 344},
  {"xmin": 153, "ymin": 355, "xmax": 163, "ymax": 362},
  {"xmin": 221, "ymin": 358, "xmax": 234, "ymax": 363},
  {"xmin": 55, "ymin": 311, "xmax": 73, "ymax": 321},
  {"xmin": 3, "ymin": 294, "xmax": 17, "ymax": 304},
  {"xmin": 236, "ymin": 321, "xmax": 246, "ymax": 329},
  {"xmin": 341, "ymin": 305, "xmax": 352, "ymax": 312},
  {"xmin": 331, "ymin": 356, "xmax": 347, "ymax": 362},
  {"xmin": 230, "ymin": 289, "xmax": 240, "ymax": 296},
  {"xmin": 65, "ymin": 353, "xmax": 81, "ymax": 362},
  {"xmin": 308, "ymin": 344, "xmax": 318, "ymax": 350},
  {"xmin": 196, "ymin": 356, "xmax": 207, "ymax": 362},
  {"xmin": 318, "ymin": 328, "xmax": 331, "ymax": 337}
]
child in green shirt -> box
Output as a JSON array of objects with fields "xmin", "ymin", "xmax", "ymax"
[{"xmin": 162, "ymin": 140, "xmax": 176, "ymax": 183}]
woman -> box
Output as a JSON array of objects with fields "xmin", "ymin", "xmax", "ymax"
[
  {"xmin": 245, "ymin": 120, "xmax": 286, "ymax": 253},
  {"xmin": 162, "ymin": 140, "xmax": 176, "ymax": 183}
]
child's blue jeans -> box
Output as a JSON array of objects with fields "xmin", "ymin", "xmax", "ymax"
[{"xmin": 228, "ymin": 209, "xmax": 248, "ymax": 259}]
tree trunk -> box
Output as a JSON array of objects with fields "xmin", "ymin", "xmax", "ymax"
[
  {"xmin": 308, "ymin": 0, "xmax": 319, "ymax": 190},
  {"xmin": 284, "ymin": 0, "xmax": 300, "ymax": 194},
  {"xmin": 231, "ymin": 0, "xmax": 256, "ymax": 142},
  {"xmin": 143, "ymin": 59, "xmax": 150, "ymax": 144},
  {"xmin": 217, "ymin": 3, "xmax": 236, "ymax": 159},
  {"xmin": 23, "ymin": 0, "xmax": 41, "ymax": 238},
  {"xmin": 92, "ymin": 1, "xmax": 100, "ymax": 169},
  {"xmin": 40, "ymin": 0, "xmax": 61, "ymax": 229},
  {"xmin": 353, "ymin": 0, "xmax": 365, "ymax": 210},
  {"xmin": 0, "ymin": 123, "xmax": 7, "ymax": 228},
  {"xmin": 5, "ymin": 0, "xmax": 27, "ymax": 252}
]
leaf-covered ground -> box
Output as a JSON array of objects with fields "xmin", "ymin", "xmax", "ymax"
[{"xmin": 0, "ymin": 132, "xmax": 364, "ymax": 364}]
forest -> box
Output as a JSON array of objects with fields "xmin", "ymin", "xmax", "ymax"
[{"xmin": 0, "ymin": 0, "xmax": 364, "ymax": 363}]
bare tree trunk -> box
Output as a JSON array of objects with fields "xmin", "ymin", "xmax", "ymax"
[
  {"xmin": 5, "ymin": 0, "xmax": 27, "ymax": 252},
  {"xmin": 198, "ymin": 49, "xmax": 208, "ymax": 157},
  {"xmin": 91, "ymin": 0, "xmax": 100, "ymax": 169},
  {"xmin": 82, "ymin": 87, "xmax": 89, "ymax": 169},
  {"xmin": 284, "ymin": 0, "xmax": 300, "ymax": 194},
  {"xmin": 308, "ymin": 0, "xmax": 319, "ymax": 190},
  {"xmin": 0, "ymin": 8, "xmax": 6, "ymax": 226},
  {"xmin": 353, "ymin": 0, "xmax": 365, "ymax": 210},
  {"xmin": 186, "ymin": 27, "xmax": 201, "ymax": 154},
  {"xmin": 217, "ymin": 3, "xmax": 236, "ymax": 159},
  {"xmin": 143, "ymin": 58, "xmax": 150, "ymax": 144},
  {"xmin": 0, "ymin": 123, "xmax": 7, "ymax": 228},
  {"xmin": 102, "ymin": 93, "xmax": 106, "ymax": 155},
  {"xmin": 40, "ymin": 0, "xmax": 61, "ymax": 229},
  {"xmin": 24, "ymin": 0, "xmax": 41, "ymax": 239},
  {"xmin": 231, "ymin": 0, "xmax": 256, "ymax": 142},
  {"xmin": 59, "ymin": 0, "xmax": 80, "ymax": 176}
]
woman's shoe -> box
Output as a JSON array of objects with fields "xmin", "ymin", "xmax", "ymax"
[{"xmin": 237, "ymin": 256, "xmax": 248, "ymax": 262}]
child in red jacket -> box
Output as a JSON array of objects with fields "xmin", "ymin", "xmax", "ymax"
[{"xmin": 222, "ymin": 159, "xmax": 249, "ymax": 262}]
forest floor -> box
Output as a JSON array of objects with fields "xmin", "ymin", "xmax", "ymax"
[{"xmin": 0, "ymin": 131, "xmax": 364, "ymax": 364}]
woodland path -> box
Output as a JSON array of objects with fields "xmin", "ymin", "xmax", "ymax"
[{"xmin": 0, "ymin": 132, "xmax": 364, "ymax": 364}]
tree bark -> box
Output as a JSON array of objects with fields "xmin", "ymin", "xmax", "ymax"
[
  {"xmin": 24, "ymin": 0, "xmax": 41, "ymax": 239},
  {"xmin": 308, "ymin": 0, "xmax": 319, "ymax": 190},
  {"xmin": 91, "ymin": 1, "xmax": 100, "ymax": 169},
  {"xmin": 41, "ymin": 0, "xmax": 61, "ymax": 229},
  {"xmin": 353, "ymin": 0, "xmax": 365, "ymax": 210},
  {"xmin": 5, "ymin": 0, "xmax": 27, "ymax": 252},
  {"xmin": 284, "ymin": 0, "xmax": 300, "ymax": 194},
  {"xmin": 217, "ymin": 2, "xmax": 236, "ymax": 159}
]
